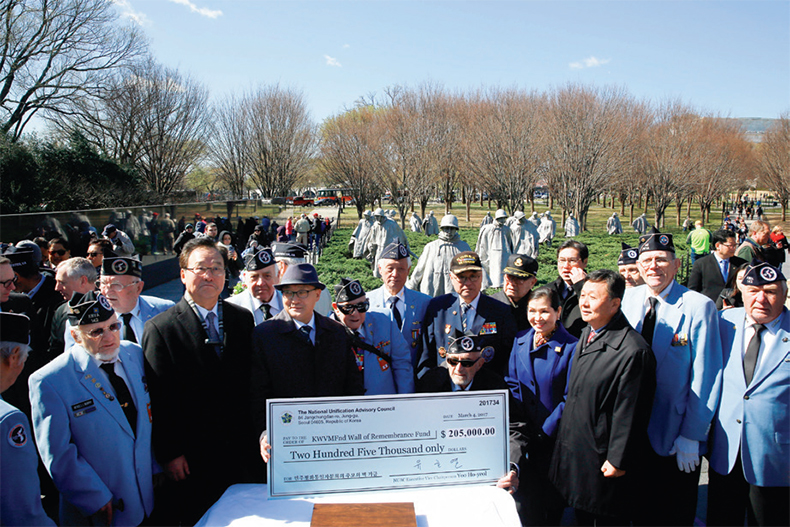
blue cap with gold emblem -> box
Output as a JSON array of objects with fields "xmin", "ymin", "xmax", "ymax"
[{"xmin": 638, "ymin": 227, "xmax": 674, "ymax": 254}]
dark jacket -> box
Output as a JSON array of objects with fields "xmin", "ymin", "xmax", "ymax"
[
  {"xmin": 416, "ymin": 366, "xmax": 508, "ymax": 393},
  {"xmin": 419, "ymin": 292, "xmax": 517, "ymax": 378},
  {"xmin": 687, "ymin": 253, "xmax": 746, "ymax": 303},
  {"xmin": 250, "ymin": 309, "xmax": 364, "ymax": 438},
  {"xmin": 548, "ymin": 277, "xmax": 586, "ymax": 339},
  {"xmin": 490, "ymin": 290, "xmax": 530, "ymax": 332},
  {"xmin": 549, "ymin": 312, "xmax": 656, "ymax": 518}
]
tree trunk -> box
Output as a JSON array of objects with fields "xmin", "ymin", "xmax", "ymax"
[{"xmin": 629, "ymin": 203, "xmax": 635, "ymax": 225}]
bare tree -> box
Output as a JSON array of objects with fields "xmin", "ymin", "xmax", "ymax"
[
  {"xmin": 1, "ymin": 0, "xmax": 146, "ymax": 140},
  {"xmin": 465, "ymin": 88, "xmax": 546, "ymax": 215},
  {"xmin": 245, "ymin": 85, "xmax": 317, "ymax": 198},
  {"xmin": 209, "ymin": 94, "xmax": 249, "ymax": 199},
  {"xmin": 543, "ymin": 84, "xmax": 640, "ymax": 230},
  {"xmin": 758, "ymin": 113, "xmax": 790, "ymax": 221},
  {"xmin": 320, "ymin": 105, "xmax": 387, "ymax": 218}
]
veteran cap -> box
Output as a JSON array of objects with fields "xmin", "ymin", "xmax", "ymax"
[
  {"xmin": 0, "ymin": 312, "xmax": 31, "ymax": 345},
  {"xmin": 618, "ymin": 243, "xmax": 639, "ymax": 266},
  {"xmin": 638, "ymin": 227, "xmax": 675, "ymax": 254},
  {"xmin": 503, "ymin": 254, "xmax": 538, "ymax": 279},
  {"xmin": 741, "ymin": 259, "xmax": 786, "ymax": 286},
  {"xmin": 379, "ymin": 242, "xmax": 409, "ymax": 261},
  {"xmin": 101, "ymin": 257, "xmax": 142, "ymax": 278},
  {"xmin": 244, "ymin": 247, "xmax": 276, "ymax": 271},
  {"xmin": 334, "ymin": 278, "xmax": 366, "ymax": 303},
  {"xmin": 450, "ymin": 251, "xmax": 483, "ymax": 274},
  {"xmin": 272, "ymin": 242, "xmax": 307, "ymax": 259},
  {"xmin": 447, "ymin": 333, "xmax": 496, "ymax": 363},
  {"xmin": 67, "ymin": 291, "xmax": 115, "ymax": 326},
  {"xmin": 3, "ymin": 247, "xmax": 37, "ymax": 274}
]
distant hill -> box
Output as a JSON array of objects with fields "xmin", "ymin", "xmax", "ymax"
[{"xmin": 729, "ymin": 117, "xmax": 778, "ymax": 142}]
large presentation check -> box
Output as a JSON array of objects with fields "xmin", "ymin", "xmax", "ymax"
[{"xmin": 267, "ymin": 390, "xmax": 509, "ymax": 498}]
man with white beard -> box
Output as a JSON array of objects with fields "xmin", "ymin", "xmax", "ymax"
[
  {"xmin": 510, "ymin": 211, "xmax": 539, "ymax": 259},
  {"xmin": 408, "ymin": 215, "xmax": 471, "ymax": 297},
  {"xmin": 364, "ymin": 209, "xmax": 410, "ymax": 279},
  {"xmin": 477, "ymin": 209, "xmax": 514, "ymax": 289}
]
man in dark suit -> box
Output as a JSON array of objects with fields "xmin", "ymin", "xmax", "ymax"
[
  {"xmin": 549, "ymin": 270, "xmax": 656, "ymax": 525},
  {"xmin": 548, "ymin": 240, "xmax": 588, "ymax": 338},
  {"xmin": 142, "ymin": 237, "xmax": 257, "ymax": 525},
  {"xmin": 418, "ymin": 251, "xmax": 517, "ymax": 378},
  {"xmin": 253, "ymin": 263, "xmax": 364, "ymax": 463},
  {"xmin": 688, "ymin": 229, "xmax": 746, "ymax": 303},
  {"xmin": 4, "ymin": 247, "xmax": 63, "ymax": 339}
]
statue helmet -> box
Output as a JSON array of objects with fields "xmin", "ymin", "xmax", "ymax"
[{"xmin": 440, "ymin": 215, "xmax": 459, "ymax": 229}]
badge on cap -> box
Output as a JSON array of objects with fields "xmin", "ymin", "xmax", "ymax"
[
  {"xmin": 112, "ymin": 259, "xmax": 128, "ymax": 274},
  {"xmin": 349, "ymin": 281, "xmax": 362, "ymax": 296},
  {"xmin": 460, "ymin": 337, "xmax": 474, "ymax": 351},
  {"xmin": 760, "ymin": 266, "xmax": 777, "ymax": 282},
  {"xmin": 258, "ymin": 251, "xmax": 272, "ymax": 265},
  {"xmin": 514, "ymin": 257, "xmax": 523, "ymax": 267},
  {"xmin": 399, "ymin": 245, "xmax": 408, "ymax": 257}
]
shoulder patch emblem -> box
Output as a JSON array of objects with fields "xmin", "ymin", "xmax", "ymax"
[{"xmin": 8, "ymin": 423, "xmax": 26, "ymax": 447}]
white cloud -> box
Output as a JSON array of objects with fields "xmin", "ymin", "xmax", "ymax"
[
  {"xmin": 569, "ymin": 56, "xmax": 611, "ymax": 69},
  {"xmin": 113, "ymin": 0, "xmax": 149, "ymax": 25},
  {"xmin": 343, "ymin": 44, "xmax": 351, "ymax": 49},
  {"xmin": 168, "ymin": 0, "xmax": 222, "ymax": 19},
  {"xmin": 324, "ymin": 55, "xmax": 342, "ymax": 67}
]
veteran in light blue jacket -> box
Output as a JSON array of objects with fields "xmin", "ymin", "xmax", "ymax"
[
  {"xmin": 621, "ymin": 229, "xmax": 722, "ymax": 526},
  {"xmin": 367, "ymin": 242, "xmax": 431, "ymax": 368},
  {"xmin": 332, "ymin": 278, "xmax": 414, "ymax": 395},
  {"xmin": 707, "ymin": 261, "xmax": 790, "ymax": 527},
  {"xmin": 29, "ymin": 292, "xmax": 155, "ymax": 526}
]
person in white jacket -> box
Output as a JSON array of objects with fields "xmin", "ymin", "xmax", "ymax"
[
  {"xmin": 510, "ymin": 211, "xmax": 539, "ymax": 259},
  {"xmin": 476, "ymin": 209, "xmax": 514, "ymax": 289},
  {"xmin": 407, "ymin": 215, "xmax": 471, "ymax": 297}
]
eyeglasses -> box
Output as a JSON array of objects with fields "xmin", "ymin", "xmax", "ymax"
[
  {"xmin": 0, "ymin": 275, "xmax": 18, "ymax": 288},
  {"xmin": 453, "ymin": 274, "xmax": 481, "ymax": 284},
  {"xmin": 446, "ymin": 356, "xmax": 481, "ymax": 368},
  {"xmin": 81, "ymin": 321, "xmax": 122, "ymax": 339},
  {"xmin": 97, "ymin": 280, "xmax": 141, "ymax": 292},
  {"xmin": 558, "ymin": 257, "xmax": 581, "ymax": 265},
  {"xmin": 87, "ymin": 252, "xmax": 102, "ymax": 257},
  {"xmin": 282, "ymin": 288, "xmax": 317, "ymax": 299},
  {"xmin": 184, "ymin": 266, "xmax": 225, "ymax": 277},
  {"xmin": 336, "ymin": 300, "xmax": 370, "ymax": 315},
  {"xmin": 50, "ymin": 249, "xmax": 68, "ymax": 256},
  {"xmin": 639, "ymin": 257, "xmax": 672, "ymax": 269}
]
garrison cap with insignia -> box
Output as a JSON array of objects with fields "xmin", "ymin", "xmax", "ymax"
[
  {"xmin": 272, "ymin": 242, "xmax": 307, "ymax": 259},
  {"xmin": 638, "ymin": 227, "xmax": 674, "ymax": 254},
  {"xmin": 0, "ymin": 312, "xmax": 31, "ymax": 345},
  {"xmin": 618, "ymin": 243, "xmax": 639, "ymax": 266},
  {"xmin": 244, "ymin": 247, "xmax": 275, "ymax": 271},
  {"xmin": 447, "ymin": 333, "xmax": 496, "ymax": 363},
  {"xmin": 3, "ymin": 247, "xmax": 37, "ymax": 273},
  {"xmin": 450, "ymin": 251, "xmax": 483, "ymax": 274},
  {"xmin": 379, "ymin": 242, "xmax": 409, "ymax": 261},
  {"xmin": 741, "ymin": 259, "xmax": 785, "ymax": 286},
  {"xmin": 503, "ymin": 254, "xmax": 538, "ymax": 279},
  {"xmin": 67, "ymin": 291, "xmax": 115, "ymax": 326},
  {"xmin": 334, "ymin": 278, "xmax": 366, "ymax": 303},
  {"xmin": 101, "ymin": 257, "xmax": 142, "ymax": 278}
]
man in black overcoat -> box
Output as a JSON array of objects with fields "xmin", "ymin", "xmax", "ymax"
[
  {"xmin": 253, "ymin": 263, "xmax": 364, "ymax": 463},
  {"xmin": 143, "ymin": 237, "xmax": 257, "ymax": 525},
  {"xmin": 548, "ymin": 240, "xmax": 588, "ymax": 338},
  {"xmin": 549, "ymin": 270, "xmax": 656, "ymax": 525}
]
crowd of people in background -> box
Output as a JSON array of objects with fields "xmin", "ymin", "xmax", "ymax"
[{"xmin": 1, "ymin": 198, "xmax": 788, "ymax": 527}]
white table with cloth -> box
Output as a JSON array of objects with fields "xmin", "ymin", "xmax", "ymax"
[{"xmin": 196, "ymin": 483, "xmax": 520, "ymax": 526}]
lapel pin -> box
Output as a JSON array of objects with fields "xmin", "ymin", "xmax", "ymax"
[
  {"xmin": 452, "ymin": 311, "xmax": 457, "ymax": 316},
  {"xmin": 783, "ymin": 337, "xmax": 788, "ymax": 343}
]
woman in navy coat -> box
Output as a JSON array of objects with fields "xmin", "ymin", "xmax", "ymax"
[{"xmin": 506, "ymin": 285, "xmax": 577, "ymax": 526}]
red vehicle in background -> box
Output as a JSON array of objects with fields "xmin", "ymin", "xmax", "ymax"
[
  {"xmin": 314, "ymin": 188, "xmax": 355, "ymax": 206},
  {"xmin": 287, "ymin": 195, "xmax": 314, "ymax": 206}
]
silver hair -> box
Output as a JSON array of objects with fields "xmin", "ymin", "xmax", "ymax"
[
  {"xmin": 57, "ymin": 257, "xmax": 97, "ymax": 282},
  {"xmin": 0, "ymin": 342, "xmax": 31, "ymax": 361}
]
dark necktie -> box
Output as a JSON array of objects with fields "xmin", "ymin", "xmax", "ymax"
[
  {"xmin": 641, "ymin": 297, "xmax": 658, "ymax": 346},
  {"xmin": 260, "ymin": 303, "xmax": 271, "ymax": 322},
  {"xmin": 461, "ymin": 303, "xmax": 471, "ymax": 331},
  {"xmin": 100, "ymin": 363, "xmax": 137, "ymax": 435},
  {"xmin": 206, "ymin": 312, "xmax": 221, "ymax": 357},
  {"xmin": 721, "ymin": 259, "xmax": 729, "ymax": 282},
  {"xmin": 121, "ymin": 313, "xmax": 137, "ymax": 344},
  {"xmin": 744, "ymin": 323, "xmax": 765, "ymax": 386},
  {"xmin": 389, "ymin": 297, "xmax": 403, "ymax": 329},
  {"xmin": 299, "ymin": 325, "xmax": 313, "ymax": 346}
]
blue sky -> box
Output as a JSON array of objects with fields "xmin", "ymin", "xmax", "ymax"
[{"xmin": 115, "ymin": 0, "xmax": 788, "ymax": 123}]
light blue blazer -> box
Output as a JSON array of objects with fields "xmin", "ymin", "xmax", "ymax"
[
  {"xmin": 29, "ymin": 342, "xmax": 155, "ymax": 526},
  {"xmin": 709, "ymin": 307, "xmax": 790, "ymax": 487},
  {"xmin": 622, "ymin": 282, "xmax": 723, "ymax": 456},
  {"xmin": 367, "ymin": 285, "xmax": 431, "ymax": 368}
]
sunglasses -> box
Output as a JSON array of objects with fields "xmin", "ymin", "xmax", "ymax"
[
  {"xmin": 445, "ymin": 356, "xmax": 481, "ymax": 368},
  {"xmin": 50, "ymin": 249, "xmax": 68, "ymax": 256},
  {"xmin": 82, "ymin": 321, "xmax": 122, "ymax": 339},
  {"xmin": 336, "ymin": 300, "xmax": 370, "ymax": 315},
  {"xmin": 87, "ymin": 252, "xmax": 102, "ymax": 257},
  {"xmin": 0, "ymin": 275, "xmax": 18, "ymax": 288}
]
